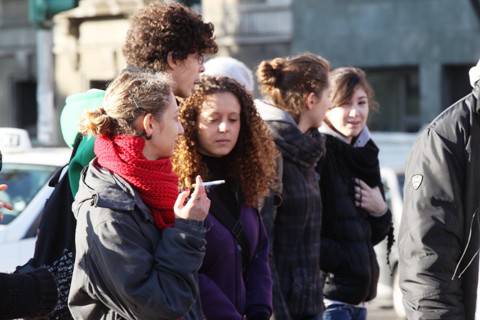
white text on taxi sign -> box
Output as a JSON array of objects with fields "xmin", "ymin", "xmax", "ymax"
[{"xmin": 0, "ymin": 128, "xmax": 32, "ymax": 152}]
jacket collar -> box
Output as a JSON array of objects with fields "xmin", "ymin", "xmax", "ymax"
[
  {"xmin": 74, "ymin": 160, "xmax": 153, "ymax": 223},
  {"xmin": 319, "ymin": 125, "xmax": 372, "ymax": 148}
]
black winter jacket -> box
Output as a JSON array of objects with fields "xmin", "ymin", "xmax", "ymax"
[
  {"xmin": 399, "ymin": 84, "xmax": 480, "ymax": 320},
  {"xmin": 318, "ymin": 130, "xmax": 392, "ymax": 305}
]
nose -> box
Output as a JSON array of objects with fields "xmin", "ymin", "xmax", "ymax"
[
  {"xmin": 218, "ymin": 120, "xmax": 229, "ymax": 133},
  {"xmin": 348, "ymin": 106, "xmax": 358, "ymax": 118},
  {"xmin": 178, "ymin": 122, "xmax": 184, "ymax": 135}
]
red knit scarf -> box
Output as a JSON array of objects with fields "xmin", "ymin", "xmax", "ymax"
[{"xmin": 94, "ymin": 135, "xmax": 178, "ymax": 230}]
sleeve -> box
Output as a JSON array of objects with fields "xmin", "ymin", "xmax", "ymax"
[
  {"xmin": 244, "ymin": 215, "xmax": 273, "ymax": 320},
  {"xmin": 0, "ymin": 268, "xmax": 57, "ymax": 319},
  {"xmin": 88, "ymin": 216, "xmax": 206, "ymax": 320},
  {"xmin": 368, "ymin": 209, "xmax": 392, "ymax": 246},
  {"xmin": 260, "ymin": 194, "xmax": 292, "ymax": 320},
  {"xmin": 198, "ymin": 274, "xmax": 243, "ymax": 320},
  {"xmin": 399, "ymin": 128, "xmax": 466, "ymax": 319}
]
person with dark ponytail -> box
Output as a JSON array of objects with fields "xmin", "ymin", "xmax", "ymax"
[
  {"xmin": 68, "ymin": 70, "xmax": 211, "ymax": 320},
  {"xmin": 255, "ymin": 53, "xmax": 331, "ymax": 320},
  {"xmin": 318, "ymin": 67, "xmax": 392, "ymax": 320}
]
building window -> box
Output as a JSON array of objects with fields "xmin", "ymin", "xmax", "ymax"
[
  {"xmin": 0, "ymin": 0, "xmax": 29, "ymax": 27},
  {"xmin": 364, "ymin": 66, "xmax": 420, "ymax": 132},
  {"xmin": 442, "ymin": 64, "xmax": 473, "ymax": 109}
]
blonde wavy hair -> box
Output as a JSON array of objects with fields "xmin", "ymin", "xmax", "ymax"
[
  {"xmin": 173, "ymin": 76, "xmax": 278, "ymax": 208},
  {"xmin": 256, "ymin": 52, "xmax": 330, "ymax": 122},
  {"xmin": 79, "ymin": 70, "xmax": 172, "ymax": 138}
]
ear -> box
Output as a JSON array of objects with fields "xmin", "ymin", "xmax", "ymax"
[
  {"xmin": 143, "ymin": 113, "xmax": 156, "ymax": 137},
  {"xmin": 305, "ymin": 92, "xmax": 318, "ymax": 111},
  {"xmin": 167, "ymin": 52, "xmax": 179, "ymax": 71}
]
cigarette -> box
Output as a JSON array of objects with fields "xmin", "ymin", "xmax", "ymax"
[{"xmin": 194, "ymin": 179, "xmax": 226, "ymax": 187}]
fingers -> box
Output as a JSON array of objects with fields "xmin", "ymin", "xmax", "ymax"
[
  {"xmin": 174, "ymin": 190, "xmax": 190, "ymax": 212},
  {"xmin": 355, "ymin": 178, "xmax": 370, "ymax": 190},
  {"xmin": 190, "ymin": 176, "xmax": 206, "ymax": 202},
  {"xmin": 0, "ymin": 184, "xmax": 7, "ymax": 192},
  {"xmin": 0, "ymin": 201, "xmax": 13, "ymax": 211}
]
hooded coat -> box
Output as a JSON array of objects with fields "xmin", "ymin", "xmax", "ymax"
[
  {"xmin": 256, "ymin": 100, "xmax": 325, "ymax": 320},
  {"xmin": 68, "ymin": 161, "xmax": 206, "ymax": 320}
]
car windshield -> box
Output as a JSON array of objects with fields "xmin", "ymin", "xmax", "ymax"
[{"xmin": 0, "ymin": 163, "xmax": 57, "ymax": 225}]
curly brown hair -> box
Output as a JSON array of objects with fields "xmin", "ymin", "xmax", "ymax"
[
  {"xmin": 173, "ymin": 76, "xmax": 278, "ymax": 208},
  {"xmin": 329, "ymin": 67, "xmax": 379, "ymax": 111},
  {"xmin": 256, "ymin": 52, "xmax": 330, "ymax": 122},
  {"xmin": 123, "ymin": 1, "xmax": 218, "ymax": 72}
]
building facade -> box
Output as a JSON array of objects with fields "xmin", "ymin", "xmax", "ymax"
[
  {"xmin": 206, "ymin": 0, "xmax": 480, "ymax": 131},
  {"xmin": 0, "ymin": 0, "xmax": 36, "ymax": 132}
]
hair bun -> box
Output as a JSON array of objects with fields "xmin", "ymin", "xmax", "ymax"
[{"xmin": 257, "ymin": 58, "xmax": 284, "ymax": 88}]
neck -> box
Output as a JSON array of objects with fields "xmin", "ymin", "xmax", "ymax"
[
  {"xmin": 297, "ymin": 114, "xmax": 312, "ymax": 134},
  {"xmin": 202, "ymin": 154, "xmax": 230, "ymax": 180}
]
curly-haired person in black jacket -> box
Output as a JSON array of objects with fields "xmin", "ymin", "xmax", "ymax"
[{"xmin": 318, "ymin": 67, "xmax": 393, "ymax": 320}]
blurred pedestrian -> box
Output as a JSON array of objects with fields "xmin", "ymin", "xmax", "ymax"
[
  {"xmin": 68, "ymin": 70, "xmax": 210, "ymax": 319},
  {"xmin": 173, "ymin": 76, "xmax": 277, "ymax": 320},
  {"xmin": 398, "ymin": 59, "xmax": 480, "ymax": 320},
  {"xmin": 255, "ymin": 53, "xmax": 331, "ymax": 320},
  {"xmin": 318, "ymin": 67, "xmax": 392, "ymax": 320},
  {"xmin": 203, "ymin": 56, "xmax": 255, "ymax": 94}
]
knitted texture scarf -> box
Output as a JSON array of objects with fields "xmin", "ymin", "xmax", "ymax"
[{"xmin": 94, "ymin": 135, "xmax": 178, "ymax": 230}]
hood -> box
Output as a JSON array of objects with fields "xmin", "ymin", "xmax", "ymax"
[
  {"xmin": 60, "ymin": 89, "xmax": 105, "ymax": 148},
  {"xmin": 255, "ymin": 99, "xmax": 297, "ymax": 126},
  {"xmin": 255, "ymin": 100, "xmax": 325, "ymax": 168},
  {"xmin": 469, "ymin": 59, "xmax": 480, "ymax": 88},
  {"xmin": 73, "ymin": 161, "xmax": 152, "ymax": 222}
]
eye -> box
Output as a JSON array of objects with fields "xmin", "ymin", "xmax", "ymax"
[{"xmin": 206, "ymin": 117, "xmax": 218, "ymax": 123}]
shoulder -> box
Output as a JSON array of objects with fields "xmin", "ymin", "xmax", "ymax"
[{"xmin": 425, "ymin": 91, "xmax": 478, "ymax": 146}]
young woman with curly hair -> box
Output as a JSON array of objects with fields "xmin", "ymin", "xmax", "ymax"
[
  {"xmin": 173, "ymin": 76, "xmax": 277, "ymax": 320},
  {"xmin": 68, "ymin": 70, "xmax": 211, "ymax": 320},
  {"xmin": 318, "ymin": 67, "xmax": 392, "ymax": 320},
  {"xmin": 255, "ymin": 53, "xmax": 331, "ymax": 320}
]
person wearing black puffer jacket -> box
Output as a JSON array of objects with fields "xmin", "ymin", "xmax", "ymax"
[{"xmin": 318, "ymin": 67, "xmax": 392, "ymax": 320}]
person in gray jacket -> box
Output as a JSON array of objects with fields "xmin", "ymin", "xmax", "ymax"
[
  {"xmin": 399, "ymin": 59, "xmax": 480, "ymax": 320},
  {"xmin": 68, "ymin": 70, "xmax": 210, "ymax": 320}
]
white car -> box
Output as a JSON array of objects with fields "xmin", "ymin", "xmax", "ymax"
[{"xmin": 0, "ymin": 128, "xmax": 71, "ymax": 272}]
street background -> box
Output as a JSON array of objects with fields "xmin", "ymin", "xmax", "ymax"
[{"xmin": 2, "ymin": 1, "xmax": 480, "ymax": 319}]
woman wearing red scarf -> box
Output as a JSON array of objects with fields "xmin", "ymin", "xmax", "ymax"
[{"xmin": 68, "ymin": 70, "xmax": 210, "ymax": 320}]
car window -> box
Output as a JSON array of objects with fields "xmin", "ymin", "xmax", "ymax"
[{"xmin": 0, "ymin": 163, "xmax": 57, "ymax": 225}]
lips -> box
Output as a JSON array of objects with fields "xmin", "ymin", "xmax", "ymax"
[{"xmin": 215, "ymin": 139, "xmax": 231, "ymax": 144}]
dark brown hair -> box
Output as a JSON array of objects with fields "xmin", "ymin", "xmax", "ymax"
[
  {"xmin": 256, "ymin": 52, "xmax": 330, "ymax": 121},
  {"xmin": 80, "ymin": 71, "xmax": 172, "ymax": 138},
  {"xmin": 173, "ymin": 76, "xmax": 278, "ymax": 207},
  {"xmin": 123, "ymin": 2, "xmax": 218, "ymax": 72},
  {"xmin": 329, "ymin": 67, "xmax": 379, "ymax": 111}
]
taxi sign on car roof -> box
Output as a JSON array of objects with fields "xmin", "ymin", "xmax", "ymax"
[{"xmin": 0, "ymin": 128, "xmax": 32, "ymax": 153}]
